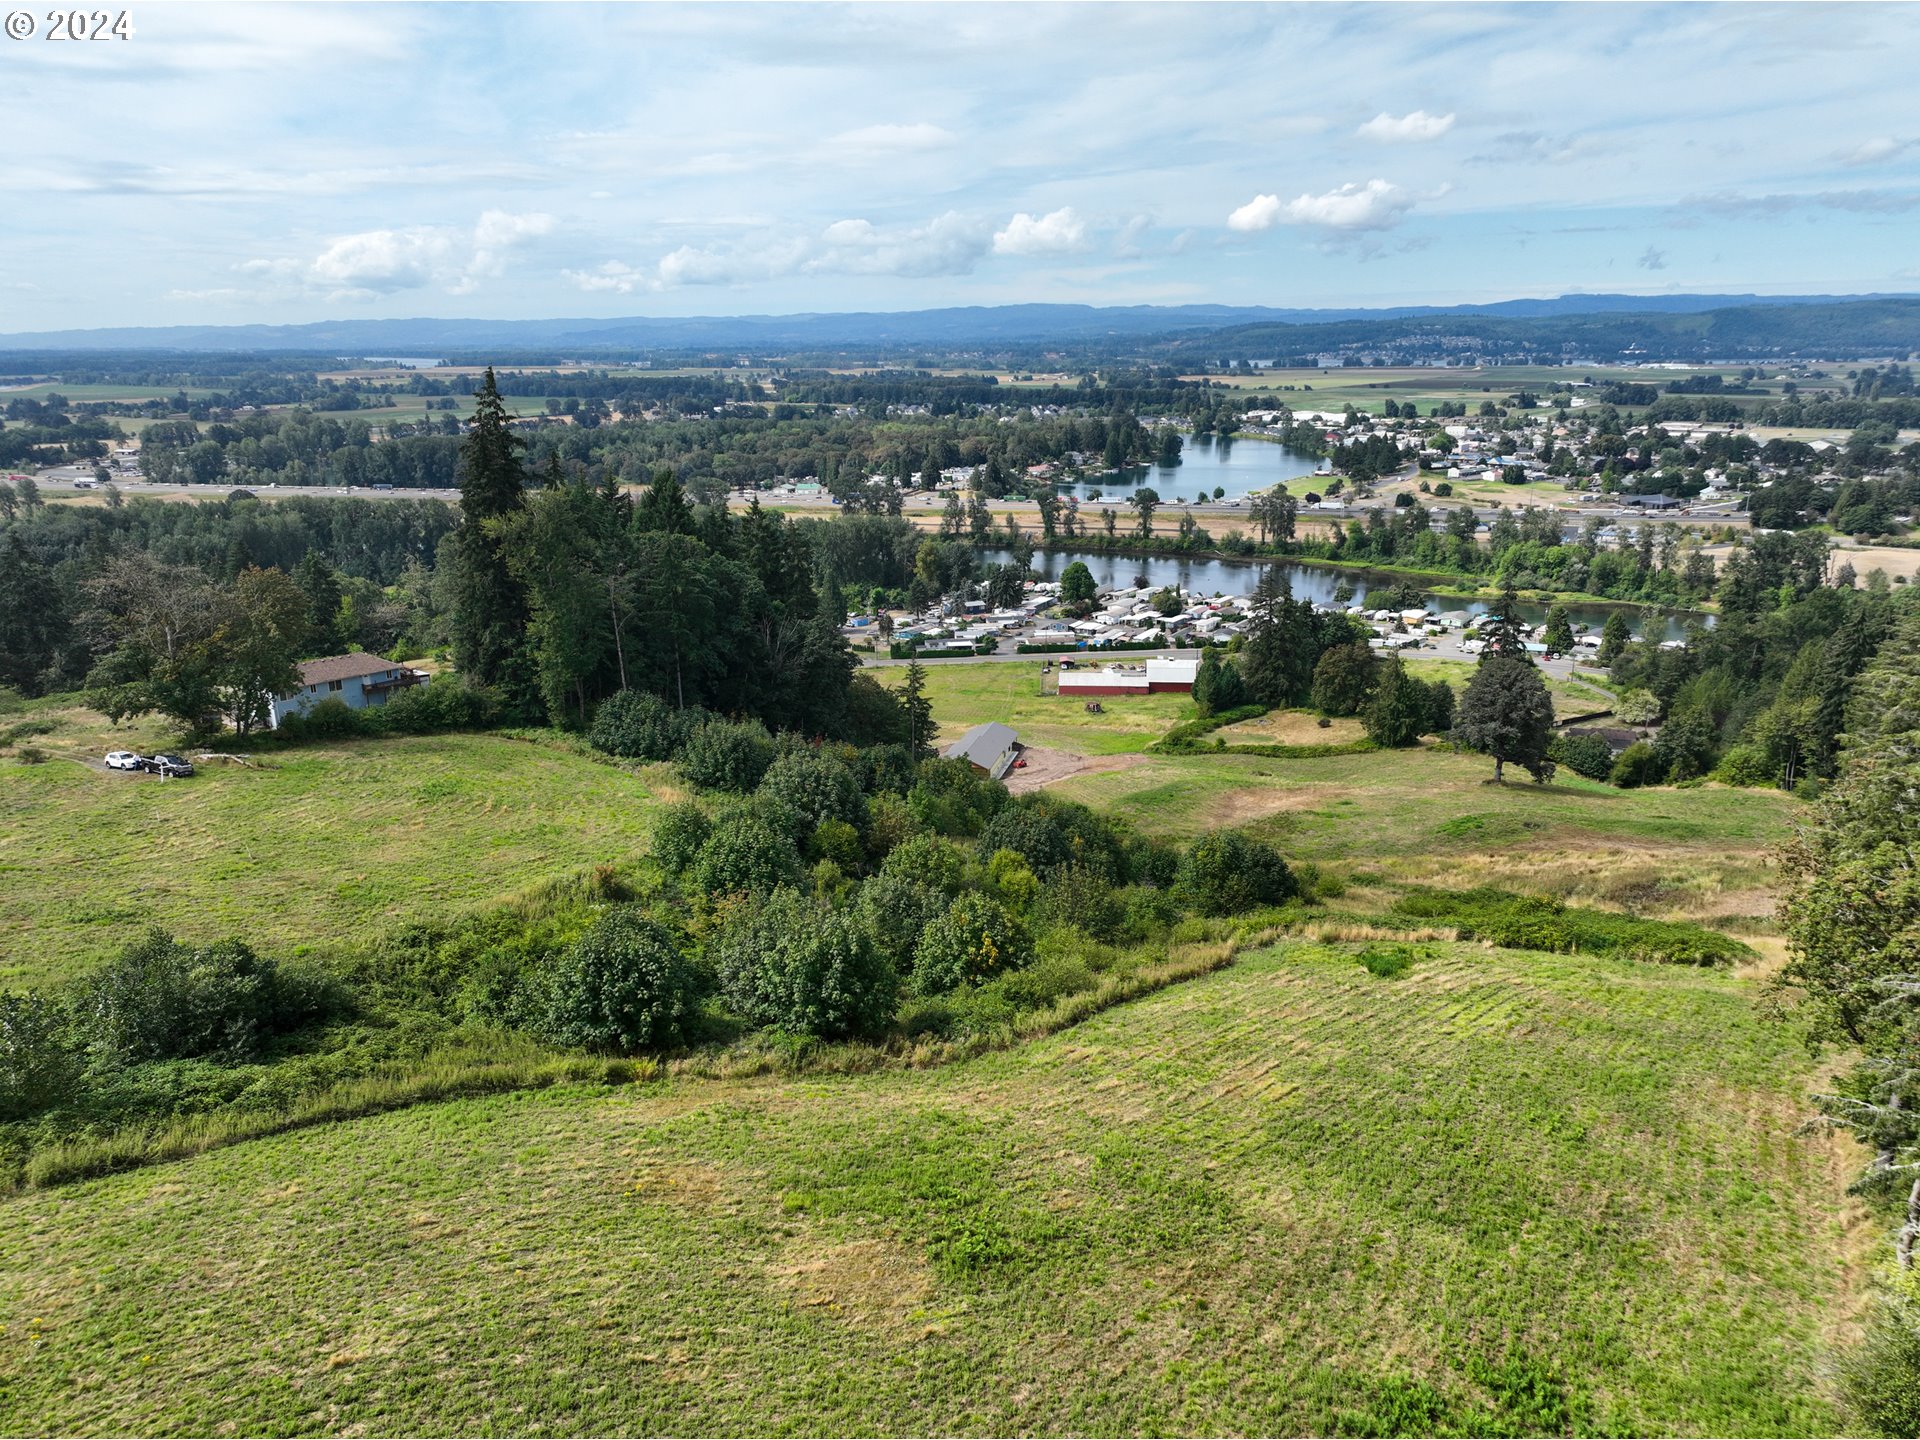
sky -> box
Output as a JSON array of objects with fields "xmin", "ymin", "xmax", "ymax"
[{"xmin": 3, "ymin": 1, "xmax": 1919, "ymax": 331}]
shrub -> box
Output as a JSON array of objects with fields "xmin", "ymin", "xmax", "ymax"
[
  {"xmin": 1549, "ymin": 733, "xmax": 1616, "ymax": 781},
  {"xmin": 1843, "ymin": 1289, "xmax": 1920, "ymax": 1438},
  {"xmin": 1609, "ymin": 741, "xmax": 1665, "ymax": 789},
  {"xmin": 652, "ymin": 802, "xmax": 712, "ymax": 876},
  {"xmin": 1615, "ymin": 688, "xmax": 1662, "ymax": 725},
  {"xmin": 880, "ymin": 832, "xmax": 971, "ymax": 894},
  {"xmin": 986, "ymin": 849, "xmax": 1040, "ymax": 911},
  {"xmin": 758, "ymin": 749, "xmax": 869, "ymax": 832},
  {"xmin": 1391, "ymin": 886, "xmax": 1751, "ymax": 966},
  {"xmin": 1116, "ymin": 885, "xmax": 1183, "ymax": 942},
  {"xmin": 1033, "ymin": 863, "xmax": 1125, "ymax": 940},
  {"xmin": 0, "ymin": 990, "xmax": 81, "ymax": 1119},
  {"xmin": 996, "ymin": 954, "xmax": 1098, "ymax": 1011},
  {"xmin": 379, "ymin": 674, "xmax": 492, "ymax": 735},
  {"xmin": 277, "ymin": 696, "xmax": 374, "ymax": 741},
  {"xmin": 1176, "ymin": 830, "xmax": 1298, "ymax": 916},
  {"xmin": 716, "ymin": 888, "xmax": 899, "ymax": 1039},
  {"xmin": 906, "ymin": 756, "xmax": 1006, "ymax": 836},
  {"xmin": 913, "ymin": 893, "xmax": 1035, "ymax": 994},
  {"xmin": 978, "ymin": 795, "xmax": 1125, "ymax": 881},
  {"xmin": 541, "ymin": 908, "xmax": 699, "ymax": 1054},
  {"xmin": 80, "ymin": 930, "xmax": 328, "ymax": 1065},
  {"xmin": 808, "ymin": 817, "xmax": 864, "ymax": 870},
  {"xmin": 588, "ymin": 690, "xmax": 688, "ymax": 759},
  {"xmin": 1356, "ymin": 945, "xmax": 1416, "ymax": 979},
  {"xmin": 855, "ymin": 742, "xmax": 916, "ymax": 797},
  {"xmin": 855, "ymin": 872, "xmax": 949, "ymax": 967},
  {"xmin": 679, "ymin": 718, "xmax": 775, "ymax": 792},
  {"xmin": 688, "ymin": 818, "xmax": 802, "ymax": 897},
  {"xmin": 1711, "ymin": 742, "xmax": 1777, "ymax": 788}
]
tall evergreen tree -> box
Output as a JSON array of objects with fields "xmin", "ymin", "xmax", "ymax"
[
  {"xmin": 1454, "ymin": 655, "xmax": 1556, "ymax": 782},
  {"xmin": 448, "ymin": 369, "xmax": 533, "ymax": 704},
  {"xmin": 1479, "ymin": 581, "xmax": 1532, "ymax": 660},
  {"xmin": 1240, "ymin": 569, "xmax": 1327, "ymax": 707},
  {"xmin": 901, "ymin": 661, "xmax": 934, "ymax": 759}
]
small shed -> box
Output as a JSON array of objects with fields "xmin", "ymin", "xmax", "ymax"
[{"xmin": 942, "ymin": 722, "xmax": 1022, "ymax": 780}]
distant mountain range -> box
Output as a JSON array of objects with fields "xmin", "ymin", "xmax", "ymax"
[{"xmin": 2, "ymin": 294, "xmax": 1916, "ymax": 353}]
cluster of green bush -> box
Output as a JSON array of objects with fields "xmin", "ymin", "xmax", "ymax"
[
  {"xmin": 0, "ymin": 931, "xmax": 341, "ymax": 1125},
  {"xmin": 370, "ymin": 737, "xmax": 1310, "ymax": 1060},
  {"xmin": 1391, "ymin": 886, "xmax": 1753, "ymax": 966},
  {"xmin": 271, "ymin": 673, "xmax": 494, "ymax": 743}
]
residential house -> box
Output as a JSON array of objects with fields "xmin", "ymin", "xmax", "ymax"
[{"xmin": 271, "ymin": 652, "xmax": 423, "ymax": 729}]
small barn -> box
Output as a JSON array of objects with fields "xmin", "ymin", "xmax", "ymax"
[{"xmin": 943, "ymin": 722, "xmax": 1022, "ymax": 780}]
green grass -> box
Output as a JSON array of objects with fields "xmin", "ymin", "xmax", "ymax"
[
  {"xmin": 0, "ymin": 941, "xmax": 1852, "ymax": 1435},
  {"xmin": 916, "ymin": 660, "xmax": 1197, "ymax": 754},
  {"xmin": 0, "ymin": 731, "xmax": 667, "ymax": 990},
  {"xmin": 1045, "ymin": 744, "xmax": 1794, "ymax": 907},
  {"xmin": 0, "ymin": 382, "xmax": 219, "ymax": 404}
]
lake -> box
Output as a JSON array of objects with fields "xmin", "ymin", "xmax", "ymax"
[
  {"xmin": 980, "ymin": 547, "xmax": 1703, "ymax": 643},
  {"xmin": 1053, "ymin": 432, "xmax": 1323, "ymax": 504}
]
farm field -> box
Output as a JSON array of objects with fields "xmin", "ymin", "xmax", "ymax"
[
  {"xmin": 1173, "ymin": 364, "xmax": 1822, "ymax": 414},
  {"xmin": 0, "ymin": 718, "xmax": 668, "ymax": 990},
  {"xmin": 0, "ymin": 382, "xmax": 220, "ymax": 404},
  {"xmin": 0, "ymin": 939, "xmax": 1857, "ymax": 1436}
]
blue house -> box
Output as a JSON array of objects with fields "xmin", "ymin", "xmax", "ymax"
[{"xmin": 270, "ymin": 652, "xmax": 423, "ymax": 729}]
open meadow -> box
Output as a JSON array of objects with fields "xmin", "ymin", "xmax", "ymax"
[
  {"xmin": 0, "ymin": 707, "xmax": 667, "ymax": 990},
  {"xmin": 0, "ymin": 662, "xmax": 1849, "ymax": 1435},
  {"xmin": 0, "ymin": 938, "xmax": 1861, "ymax": 1437}
]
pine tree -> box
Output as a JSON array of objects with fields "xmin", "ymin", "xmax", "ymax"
[
  {"xmin": 1479, "ymin": 581, "xmax": 1531, "ymax": 660},
  {"xmin": 1240, "ymin": 569, "xmax": 1327, "ymax": 707},
  {"xmin": 448, "ymin": 368, "xmax": 533, "ymax": 702},
  {"xmin": 293, "ymin": 551, "xmax": 342, "ymax": 654},
  {"xmin": 901, "ymin": 661, "xmax": 933, "ymax": 759},
  {"xmin": 1543, "ymin": 604, "xmax": 1574, "ymax": 656}
]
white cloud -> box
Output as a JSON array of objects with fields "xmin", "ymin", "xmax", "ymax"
[
  {"xmin": 992, "ymin": 207, "xmax": 1089, "ymax": 255},
  {"xmin": 263, "ymin": 210, "xmax": 555, "ymax": 298},
  {"xmin": 1638, "ymin": 246, "xmax": 1668, "ymax": 271},
  {"xmin": 307, "ymin": 227, "xmax": 457, "ymax": 294},
  {"xmin": 1836, "ymin": 136, "xmax": 1917, "ymax": 166},
  {"xmin": 826, "ymin": 122, "xmax": 956, "ymax": 156},
  {"xmin": 1226, "ymin": 194, "xmax": 1283, "ymax": 232},
  {"xmin": 1113, "ymin": 214, "xmax": 1153, "ymax": 258},
  {"xmin": 639, "ymin": 211, "xmax": 994, "ymax": 288},
  {"xmin": 562, "ymin": 260, "xmax": 650, "ymax": 295},
  {"xmin": 1279, "ymin": 179, "xmax": 1417, "ymax": 232},
  {"xmin": 1356, "ymin": 110, "xmax": 1455, "ymax": 143}
]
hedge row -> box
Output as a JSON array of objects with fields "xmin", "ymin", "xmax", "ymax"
[{"xmin": 1392, "ymin": 886, "xmax": 1753, "ymax": 966}]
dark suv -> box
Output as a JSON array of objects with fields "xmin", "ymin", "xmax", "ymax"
[{"xmin": 143, "ymin": 753, "xmax": 195, "ymax": 778}]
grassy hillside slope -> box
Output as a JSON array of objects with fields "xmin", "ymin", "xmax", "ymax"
[
  {"xmin": 0, "ymin": 727, "xmax": 667, "ymax": 989},
  {"xmin": 0, "ymin": 942, "xmax": 1855, "ymax": 1437}
]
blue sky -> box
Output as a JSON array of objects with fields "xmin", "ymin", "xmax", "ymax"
[{"xmin": 3, "ymin": 1, "xmax": 1918, "ymax": 329}]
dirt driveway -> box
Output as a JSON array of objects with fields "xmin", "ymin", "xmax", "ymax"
[{"xmin": 1003, "ymin": 745, "xmax": 1151, "ymax": 794}]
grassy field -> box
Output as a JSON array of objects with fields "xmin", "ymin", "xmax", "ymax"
[
  {"xmin": 0, "ymin": 722, "xmax": 668, "ymax": 990},
  {"xmin": 0, "ymin": 382, "xmax": 219, "ymax": 405},
  {"xmin": 914, "ymin": 660, "xmax": 1198, "ymax": 754},
  {"xmin": 1173, "ymin": 365, "xmax": 1826, "ymax": 415},
  {"xmin": 0, "ymin": 939, "xmax": 1857, "ymax": 1435}
]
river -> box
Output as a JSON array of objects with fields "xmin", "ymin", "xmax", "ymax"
[{"xmin": 980, "ymin": 547, "xmax": 1703, "ymax": 643}]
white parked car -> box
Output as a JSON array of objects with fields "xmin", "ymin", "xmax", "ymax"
[{"xmin": 105, "ymin": 751, "xmax": 145, "ymax": 771}]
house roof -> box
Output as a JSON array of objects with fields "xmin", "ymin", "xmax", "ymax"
[
  {"xmin": 942, "ymin": 721, "xmax": 1019, "ymax": 773},
  {"xmin": 298, "ymin": 652, "xmax": 404, "ymax": 685}
]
